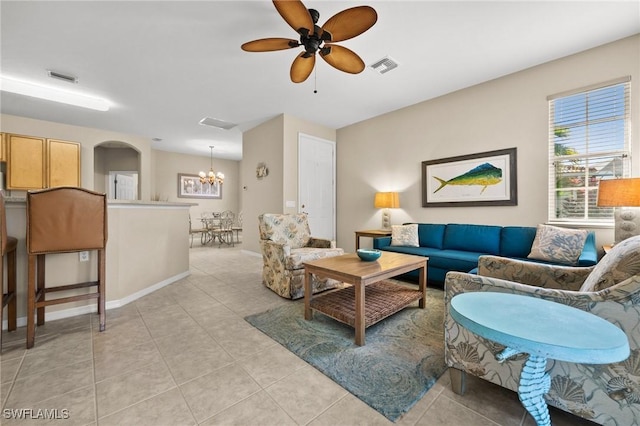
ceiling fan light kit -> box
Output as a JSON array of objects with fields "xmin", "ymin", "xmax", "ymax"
[{"xmin": 241, "ymin": 0, "xmax": 377, "ymax": 83}]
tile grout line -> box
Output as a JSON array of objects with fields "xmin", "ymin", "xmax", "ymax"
[{"xmin": 90, "ymin": 313, "xmax": 99, "ymax": 425}]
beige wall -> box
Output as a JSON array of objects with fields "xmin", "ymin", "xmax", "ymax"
[
  {"xmin": 336, "ymin": 35, "xmax": 640, "ymax": 253},
  {"xmin": 241, "ymin": 115, "xmax": 285, "ymax": 253},
  {"xmin": 241, "ymin": 114, "xmax": 337, "ymax": 253},
  {"xmin": 106, "ymin": 204, "xmax": 190, "ymax": 303},
  {"xmin": 152, "ymin": 149, "xmax": 240, "ymax": 220}
]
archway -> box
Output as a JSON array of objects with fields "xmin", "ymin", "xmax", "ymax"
[{"xmin": 93, "ymin": 141, "xmax": 141, "ymax": 200}]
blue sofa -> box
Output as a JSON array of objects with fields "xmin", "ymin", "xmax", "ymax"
[{"xmin": 372, "ymin": 223, "xmax": 598, "ymax": 283}]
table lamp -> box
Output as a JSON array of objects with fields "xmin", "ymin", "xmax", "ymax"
[
  {"xmin": 597, "ymin": 177, "xmax": 640, "ymax": 243},
  {"xmin": 374, "ymin": 192, "xmax": 399, "ymax": 230}
]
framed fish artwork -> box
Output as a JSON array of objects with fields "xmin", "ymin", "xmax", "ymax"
[{"xmin": 422, "ymin": 148, "xmax": 517, "ymax": 207}]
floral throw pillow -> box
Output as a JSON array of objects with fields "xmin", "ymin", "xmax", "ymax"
[
  {"xmin": 527, "ymin": 224, "xmax": 588, "ymax": 266},
  {"xmin": 390, "ymin": 224, "xmax": 419, "ymax": 247}
]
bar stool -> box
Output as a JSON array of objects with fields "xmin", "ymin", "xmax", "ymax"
[
  {"xmin": 26, "ymin": 187, "xmax": 107, "ymax": 349},
  {"xmin": 0, "ymin": 191, "xmax": 18, "ymax": 348}
]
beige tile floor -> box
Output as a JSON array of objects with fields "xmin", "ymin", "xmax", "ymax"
[{"xmin": 0, "ymin": 244, "xmax": 597, "ymax": 425}]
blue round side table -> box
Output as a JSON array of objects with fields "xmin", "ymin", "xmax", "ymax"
[{"xmin": 450, "ymin": 292, "xmax": 630, "ymax": 426}]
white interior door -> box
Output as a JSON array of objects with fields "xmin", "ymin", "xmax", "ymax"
[
  {"xmin": 298, "ymin": 133, "xmax": 336, "ymax": 240},
  {"xmin": 107, "ymin": 171, "xmax": 138, "ymax": 200}
]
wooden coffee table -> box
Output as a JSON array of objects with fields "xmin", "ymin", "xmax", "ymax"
[{"xmin": 304, "ymin": 251, "xmax": 427, "ymax": 345}]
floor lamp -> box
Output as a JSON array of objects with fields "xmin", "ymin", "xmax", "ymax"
[
  {"xmin": 597, "ymin": 178, "xmax": 640, "ymax": 244},
  {"xmin": 374, "ymin": 192, "xmax": 399, "ymax": 230}
]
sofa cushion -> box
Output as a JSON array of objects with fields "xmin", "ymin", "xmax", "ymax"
[
  {"xmin": 444, "ymin": 224, "xmax": 501, "ymax": 255},
  {"xmin": 380, "ymin": 245, "xmax": 443, "ymax": 258},
  {"xmin": 580, "ymin": 235, "xmax": 640, "ymax": 292},
  {"xmin": 527, "ymin": 224, "xmax": 588, "ymax": 266},
  {"xmin": 417, "ymin": 223, "xmax": 446, "ymax": 249},
  {"xmin": 390, "ymin": 224, "xmax": 419, "ymax": 247},
  {"xmin": 428, "ymin": 249, "xmax": 485, "ymax": 272},
  {"xmin": 500, "ymin": 226, "xmax": 537, "ymax": 258}
]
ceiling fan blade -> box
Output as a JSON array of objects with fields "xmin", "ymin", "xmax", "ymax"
[
  {"xmin": 241, "ymin": 38, "xmax": 299, "ymax": 52},
  {"xmin": 320, "ymin": 44, "xmax": 365, "ymax": 74},
  {"xmin": 273, "ymin": 0, "xmax": 314, "ymax": 36},
  {"xmin": 290, "ymin": 52, "xmax": 315, "ymax": 83},
  {"xmin": 321, "ymin": 6, "xmax": 377, "ymax": 42}
]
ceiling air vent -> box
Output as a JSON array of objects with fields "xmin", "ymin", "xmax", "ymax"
[
  {"xmin": 199, "ymin": 117, "xmax": 237, "ymax": 130},
  {"xmin": 47, "ymin": 70, "xmax": 78, "ymax": 83},
  {"xmin": 369, "ymin": 56, "xmax": 399, "ymax": 75}
]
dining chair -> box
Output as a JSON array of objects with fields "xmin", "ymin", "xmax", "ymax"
[
  {"xmin": 210, "ymin": 216, "xmax": 235, "ymax": 247},
  {"xmin": 189, "ymin": 214, "xmax": 207, "ymax": 247},
  {"xmin": 232, "ymin": 211, "xmax": 243, "ymax": 243}
]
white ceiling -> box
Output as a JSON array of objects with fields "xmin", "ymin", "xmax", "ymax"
[{"xmin": 1, "ymin": 1, "xmax": 639, "ymax": 161}]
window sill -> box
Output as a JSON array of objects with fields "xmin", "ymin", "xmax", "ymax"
[{"xmin": 546, "ymin": 221, "xmax": 614, "ymax": 229}]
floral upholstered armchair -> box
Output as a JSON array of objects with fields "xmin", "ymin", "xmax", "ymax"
[
  {"xmin": 444, "ymin": 235, "xmax": 640, "ymax": 425},
  {"xmin": 258, "ymin": 213, "xmax": 344, "ymax": 299}
]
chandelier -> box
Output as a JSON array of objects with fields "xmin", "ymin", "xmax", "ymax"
[{"xmin": 199, "ymin": 145, "xmax": 224, "ymax": 185}]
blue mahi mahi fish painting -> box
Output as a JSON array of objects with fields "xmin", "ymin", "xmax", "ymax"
[{"xmin": 433, "ymin": 163, "xmax": 502, "ymax": 194}]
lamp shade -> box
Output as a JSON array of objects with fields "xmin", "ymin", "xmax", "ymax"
[
  {"xmin": 597, "ymin": 178, "xmax": 640, "ymax": 207},
  {"xmin": 374, "ymin": 192, "xmax": 400, "ymax": 209}
]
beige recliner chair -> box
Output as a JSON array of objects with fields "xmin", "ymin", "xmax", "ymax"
[
  {"xmin": 444, "ymin": 235, "xmax": 640, "ymax": 425},
  {"xmin": 258, "ymin": 213, "xmax": 344, "ymax": 299}
]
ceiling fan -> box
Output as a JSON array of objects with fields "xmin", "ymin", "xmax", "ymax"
[{"xmin": 241, "ymin": 0, "xmax": 377, "ymax": 83}]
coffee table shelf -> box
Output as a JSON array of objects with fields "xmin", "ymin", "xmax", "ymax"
[{"xmin": 310, "ymin": 280, "xmax": 423, "ymax": 328}]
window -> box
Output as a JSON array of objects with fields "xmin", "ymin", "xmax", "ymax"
[{"xmin": 548, "ymin": 77, "xmax": 630, "ymax": 224}]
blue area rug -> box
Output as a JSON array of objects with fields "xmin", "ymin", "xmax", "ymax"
[{"xmin": 244, "ymin": 286, "xmax": 447, "ymax": 422}]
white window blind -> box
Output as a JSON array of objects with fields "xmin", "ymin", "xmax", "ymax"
[{"xmin": 548, "ymin": 77, "xmax": 631, "ymax": 224}]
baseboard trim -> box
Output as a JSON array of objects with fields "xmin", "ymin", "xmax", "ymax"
[{"xmin": 2, "ymin": 270, "xmax": 191, "ymax": 330}]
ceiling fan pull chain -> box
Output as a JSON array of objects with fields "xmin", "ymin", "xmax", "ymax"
[{"xmin": 314, "ymin": 66, "xmax": 318, "ymax": 94}]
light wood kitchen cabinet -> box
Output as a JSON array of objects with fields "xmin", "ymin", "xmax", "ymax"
[
  {"xmin": 7, "ymin": 134, "xmax": 46, "ymax": 190},
  {"xmin": 6, "ymin": 134, "xmax": 81, "ymax": 190},
  {"xmin": 48, "ymin": 139, "xmax": 81, "ymax": 187},
  {"xmin": 0, "ymin": 133, "xmax": 6, "ymax": 162}
]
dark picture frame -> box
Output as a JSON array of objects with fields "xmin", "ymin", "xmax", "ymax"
[
  {"xmin": 177, "ymin": 173, "xmax": 222, "ymax": 199},
  {"xmin": 422, "ymin": 148, "xmax": 517, "ymax": 207}
]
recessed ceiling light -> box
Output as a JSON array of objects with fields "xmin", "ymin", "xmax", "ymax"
[
  {"xmin": 151, "ymin": 137, "xmax": 163, "ymax": 142},
  {"xmin": 0, "ymin": 75, "xmax": 111, "ymax": 111},
  {"xmin": 199, "ymin": 117, "xmax": 237, "ymax": 130}
]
